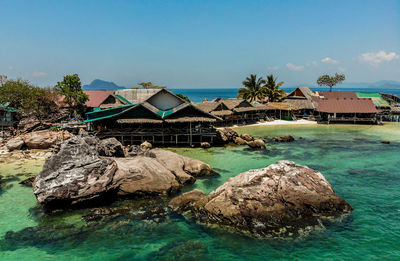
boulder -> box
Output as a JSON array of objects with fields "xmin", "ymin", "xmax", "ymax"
[
  {"xmin": 140, "ymin": 141, "xmax": 152, "ymax": 150},
  {"xmin": 98, "ymin": 138, "xmax": 126, "ymax": 157},
  {"xmin": 6, "ymin": 137, "xmax": 25, "ymax": 151},
  {"xmin": 246, "ymin": 139, "xmax": 266, "ymax": 149},
  {"xmin": 274, "ymin": 135, "xmax": 295, "ymax": 142},
  {"xmin": 169, "ymin": 160, "xmax": 353, "ymax": 237},
  {"xmin": 19, "ymin": 177, "xmax": 35, "ymax": 187},
  {"xmin": 22, "ymin": 130, "xmax": 72, "ymax": 149},
  {"xmin": 234, "ymin": 137, "xmax": 247, "ymax": 145},
  {"xmin": 33, "ymin": 136, "xmax": 215, "ymax": 208},
  {"xmin": 216, "ymin": 128, "xmax": 239, "ymax": 143},
  {"xmin": 200, "ymin": 142, "xmax": 211, "ymax": 148},
  {"xmin": 240, "ymin": 134, "xmax": 254, "ymax": 142},
  {"xmin": 33, "ymin": 136, "xmax": 118, "ymax": 207}
]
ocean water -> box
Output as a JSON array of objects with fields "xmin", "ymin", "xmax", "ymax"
[
  {"xmin": 171, "ymin": 88, "xmax": 400, "ymax": 102},
  {"xmin": 0, "ymin": 123, "xmax": 400, "ymax": 260}
]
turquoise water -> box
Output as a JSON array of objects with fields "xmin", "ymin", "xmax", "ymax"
[{"xmin": 1, "ymin": 124, "xmax": 400, "ymax": 260}]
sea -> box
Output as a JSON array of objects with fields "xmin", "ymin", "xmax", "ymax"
[
  {"xmin": 0, "ymin": 89, "xmax": 400, "ymax": 260},
  {"xmin": 170, "ymin": 87, "xmax": 400, "ymax": 102}
]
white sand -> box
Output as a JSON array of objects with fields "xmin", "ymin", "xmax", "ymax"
[{"xmin": 231, "ymin": 119, "xmax": 317, "ymax": 128}]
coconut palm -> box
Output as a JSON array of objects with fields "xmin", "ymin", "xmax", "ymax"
[
  {"xmin": 237, "ymin": 74, "xmax": 267, "ymax": 102},
  {"xmin": 264, "ymin": 74, "xmax": 285, "ymax": 102}
]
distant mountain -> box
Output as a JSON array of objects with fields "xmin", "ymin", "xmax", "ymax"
[{"xmin": 83, "ymin": 79, "xmax": 127, "ymax": 90}]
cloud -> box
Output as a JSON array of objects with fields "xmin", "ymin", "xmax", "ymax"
[
  {"xmin": 321, "ymin": 57, "xmax": 339, "ymax": 64},
  {"xmin": 267, "ymin": 66, "xmax": 279, "ymax": 71},
  {"xmin": 32, "ymin": 72, "xmax": 47, "ymax": 78},
  {"xmin": 360, "ymin": 50, "xmax": 399, "ymax": 65},
  {"xmin": 286, "ymin": 63, "xmax": 304, "ymax": 71}
]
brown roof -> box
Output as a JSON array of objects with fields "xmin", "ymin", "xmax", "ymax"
[
  {"xmin": 283, "ymin": 99, "xmax": 316, "ymax": 110},
  {"xmin": 117, "ymin": 118, "xmax": 163, "ymax": 124},
  {"xmin": 267, "ymin": 102, "xmax": 298, "ymax": 111},
  {"xmin": 316, "ymin": 99, "xmax": 381, "ymax": 113},
  {"xmin": 287, "ymin": 87, "xmax": 314, "ymax": 100},
  {"xmin": 83, "ymin": 90, "xmax": 116, "ymax": 108},
  {"xmin": 222, "ymin": 100, "xmax": 245, "ymax": 110},
  {"xmin": 211, "ymin": 110, "xmax": 233, "ymax": 116},
  {"xmin": 318, "ymin": 91, "xmax": 358, "ymax": 100},
  {"xmin": 195, "ymin": 101, "xmax": 221, "ymax": 112}
]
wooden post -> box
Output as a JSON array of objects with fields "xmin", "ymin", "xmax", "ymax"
[{"xmin": 189, "ymin": 122, "xmax": 193, "ymax": 146}]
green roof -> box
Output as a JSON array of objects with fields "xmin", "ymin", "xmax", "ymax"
[
  {"xmin": 156, "ymin": 108, "xmax": 175, "ymax": 118},
  {"xmin": 115, "ymin": 95, "xmax": 132, "ymax": 105},
  {"xmin": 0, "ymin": 103, "xmax": 18, "ymax": 112},
  {"xmin": 355, "ymin": 92, "xmax": 390, "ymax": 107}
]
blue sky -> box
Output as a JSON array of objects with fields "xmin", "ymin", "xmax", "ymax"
[{"xmin": 1, "ymin": 0, "xmax": 399, "ymax": 88}]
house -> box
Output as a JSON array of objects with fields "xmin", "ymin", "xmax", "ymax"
[
  {"xmin": 315, "ymin": 98, "xmax": 381, "ymax": 124},
  {"xmin": 0, "ymin": 103, "xmax": 18, "ymax": 130},
  {"xmin": 267, "ymin": 102, "xmax": 298, "ymax": 120},
  {"xmin": 355, "ymin": 92, "xmax": 391, "ymax": 111},
  {"xmin": 83, "ymin": 89, "xmax": 220, "ymax": 146},
  {"xmin": 283, "ymin": 87, "xmax": 317, "ymax": 118}
]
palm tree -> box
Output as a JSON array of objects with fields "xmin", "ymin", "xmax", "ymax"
[
  {"xmin": 237, "ymin": 74, "xmax": 267, "ymax": 102},
  {"xmin": 264, "ymin": 74, "xmax": 285, "ymax": 102}
]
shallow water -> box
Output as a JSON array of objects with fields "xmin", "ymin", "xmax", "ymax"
[{"xmin": 0, "ymin": 123, "xmax": 399, "ymax": 260}]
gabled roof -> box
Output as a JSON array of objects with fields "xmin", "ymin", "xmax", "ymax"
[
  {"xmin": 83, "ymin": 90, "xmax": 115, "ymax": 108},
  {"xmin": 316, "ymin": 98, "xmax": 381, "ymax": 113},
  {"xmin": 115, "ymin": 89, "xmax": 162, "ymax": 104},
  {"xmin": 195, "ymin": 101, "xmax": 230, "ymax": 113},
  {"xmin": 287, "ymin": 87, "xmax": 314, "ymax": 100},
  {"xmin": 222, "ymin": 99, "xmax": 252, "ymax": 110}
]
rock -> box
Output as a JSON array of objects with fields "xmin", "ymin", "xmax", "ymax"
[
  {"xmin": 17, "ymin": 117, "xmax": 41, "ymax": 133},
  {"xmin": 22, "ymin": 130, "xmax": 73, "ymax": 149},
  {"xmin": 140, "ymin": 141, "xmax": 152, "ymax": 150},
  {"xmin": 200, "ymin": 142, "xmax": 211, "ymax": 148},
  {"xmin": 240, "ymin": 134, "xmax": 254, "ymax": 142},
  {"xmin": 19, "ymin": 177, "xmax": 35, "ymax": 187},
  {"xmin": 98, "ymin": 138, "xmax": 126, "ymax": 157},
  {"xmin": 169, "ymin": 160, "xmax": 353, "ymax": 237},
  {"xmin": 33, "ymin": 136, "xmax": 118, "ymax": 207},
  {"xmin": 33, "ymin": 135, "xmax": 214, "ymax": 208},
  {"xmin": 0, "ymin": 137, "xmax": 4, "ymax": 144},
  {"xmin": 381, "ymin": 140, "xmax": 390, "ymax": 144},
  {"xmin": 246, "ymin": 139, "xmax": 266, "ymax": 149},
  {"xmin": 6, "ymin": 137, "xmax": 25, "ymax": 151},
  {"xmin": 234, "ymin": 137, "xmax": 247, "ymax": 145},
  {"xmin": 216, "ymin": 127, "xmax": 239, "ymax": 143},
  {"xmin": 274, "ymin": 135, "xmax": 295, "ymax": 142}
]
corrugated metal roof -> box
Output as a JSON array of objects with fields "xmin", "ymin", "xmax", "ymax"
[
  {"xmin": 115, "ymin": 89, "xmax": 162, "ymax": 104},
  {"xmin": 318, "ymin": 91, "xmax": 358, "ymax": 100},
  {"xmin": 316, "ymin": 98, "xmax": 381, "ymax": 113},
  {"xmin": 355, "ymin": 92, "xmax": 390, "ymax": 108},
  {"xmin": 83, "ymin": 90, "xmax": 115, "ymax": 108}
]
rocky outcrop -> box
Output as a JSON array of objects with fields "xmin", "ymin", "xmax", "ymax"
[
  {"xmin": 22, "ymin": 130, "xmax": 72, "ymax": 149},
  {"xmin": 240, "ymin": 133, "xmax": 254, "ymax": 142},
  {"xmin": 274, "ymin": 135, "xmax": 295, "ymax": 142},
  {"xmin": 6, "ymin": 137, "xmax": 25, "ymax": 151},
  {"xmin": 98, "ymin": 138, "xmax": 126, "ymax": 157},
  {"xmin": 216, "ymin": 128, "xmax": 239, "ymax": 143},
  {"xmin": 246, "ymin": 139, "xmax": 266, "ymax": 149},
  {"xmin": 200, "ymin": 142, "xmax": 211, "ymax": 148},
  {"xmin": 233, "ymin": 137, "xmax": 247, "ymax": 145},
  {"xmin": 169, "ymin": 160, "xmax": 352, "ymax": 237},
  {"xmin": 33, "ymin": 136, "xmax": 214, "ymax": 208}
]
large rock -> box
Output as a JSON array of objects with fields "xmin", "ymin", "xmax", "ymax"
[
  {"xmin": 33, "ymin": 136, "xmax": 214, "ymax": 208},
  {"xmin": 234, "ymin": 137, "xmax": 247, "ymax": 145},
  {"xmin": 22, "ymin": 130, "xmax": 72, "ymax": 149},
  {"xmin": 140, "ymin": 141, "xmax": 152, "ymax": 150},
  {"xmin": 169, "ymin": 160, "xmax": 353, "ymax": 237},
  {"xmin": 274, "ymin": 135, "xmax": 295, "ymax": 142},
  {"xmin": 33, "ymin": 136, "xmax": 118, "ymax": 207},
  {"xmin": 216, "ymin": 128, "xmax": 239, "ymax": 143},
  {"xmin": 240, "ymin": 134, "xmax": 254, "ymax": 142},
  {"xmin": 6, "ymin": 137, "xmax": 25, "ymax": 151},
  {"xmin": 98, "ymin": 138, "xmax": 126, "ymax": 157},
  {"xmin": 246, "ymin": 139, "xmax": 266, "ymax": 149}
]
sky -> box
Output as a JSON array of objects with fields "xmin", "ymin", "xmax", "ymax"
[{"xmin": 0, "ymin": 0, "xmax": 399, "ymax": 89}]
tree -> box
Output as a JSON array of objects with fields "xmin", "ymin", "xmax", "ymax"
[
  {"xmin": 264, "ymin": 74, "xmax": 285, "ymax": 102},
  {"xmin": 237, "ymin": 74, "xmax": 267, "ymax": 102},
  {"xmin": 176, "ymin": 93, "xmax": 191, "ymax": 103},
  {"xmin": 55, "ymin": 74, "xmax": 89, "ymax": 117},
  {"xmin": 317, "ymin": 73, "xmax": 345, "ymax": 92},
  {"xmin": 133, "ymin": 81, "xmax": 166, "ymax": 89},
  {"xmin": 0, "ymin": 75, "xmax": 7, "ymax": 86},
  {"xmin": 0, "ymin": 79, "xmax": 34, "ymax": 109},
  {"xmin": 25, "ymin": 87, "xmax": 59, "ymax": 122}
]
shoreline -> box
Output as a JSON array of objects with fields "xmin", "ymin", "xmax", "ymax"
[{"xmin": 226, "ymin": 119, "xmax": 317, "ymax": 129}]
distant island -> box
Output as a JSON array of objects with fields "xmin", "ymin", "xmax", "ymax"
[{"xmin": 83, "ymin": 79, "xmax": 127, "ymax": 90}]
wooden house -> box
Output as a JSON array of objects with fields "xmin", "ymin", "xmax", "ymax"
[
  {"xmin": 84, "ymin": 89, "xmax": 220, "ymax": 146},
  {"xmin": 0, "ymin": 103, "xmax": 18, "ymax": 130},
  {"xmin": 283, "ymin": 87, "xmax": 317, "ymax": 118}
]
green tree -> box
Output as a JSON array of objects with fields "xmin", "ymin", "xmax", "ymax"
[
  {"xmin": 317, "ymin": 73, "xmax": 346, "ymax": 92},
  {"xmin": 0, "ymin": 79, "xmax": 34, "ymax": 109},
  {"xmin": 264, "ymin": 74, "xmax": 285, "ymax": 102},
  {"xmin": 0, "ymin": 75, "xmax": 7, "ymax": 86},
  {"xmin": 55, "ymin": 74, "xmax": 88, "ymax": 117},
  {"xmin": 25, "ymin": 87, "xmax": 59, "ymax": 122},
  {"xmin": 133, "ymin": 81, "xmax": 166, "ymax": 89},
  {"xmin": 176, "ymin": 93, "xmax": 191, "ymax": 103},
  {"xmin": 237, "ymin": 74, "xmax": 267, "ymax": 102}
]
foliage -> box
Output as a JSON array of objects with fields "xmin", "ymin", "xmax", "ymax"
[
  {"xmin": 55, "ymin": 74, "xmax": 88, "ymax": 117},
  {"xmin": 176, "ymin": 93, "xmax": 191, "ymax": 103},
  {"xmin": 237, "ymin": 74, "xmax": 285, "ymax": 102},
  {"xmin": 237, "ymin": 74, "xmax": 267, "ymax": 102},
  {"xmin": 0, "ymin": 75, "xmax": 7, "ymax": 86},
  {"xmin": 0, "ymin": 78, "xmax": 59, "ymax": 122},
  {"xmin": 133, "ymin": 82, "xmax": 166, "ymax": 89},
  {"xmin": 264, "ymin": 74, "xmax": 285, "ymax": 102},
  {"xmin": 317, "ymin": 73, "xmax": 346, "ymax": 92}
]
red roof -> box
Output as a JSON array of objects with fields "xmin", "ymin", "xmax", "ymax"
[
  {"xmin": 318, "ymin": 91, "xmax": 358, "ymax": 99},
  {"xmin": 83, "ymin": 90, "xmax": 115, "ymax": 108},
  {"xmin": 316, "ymin": 98, "xmax": 381, "ymax": 113}
]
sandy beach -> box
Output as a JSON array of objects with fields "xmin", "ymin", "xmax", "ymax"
[{"xmin": 228, "ymin": 119, "xmax": 317, "ymax": 129}]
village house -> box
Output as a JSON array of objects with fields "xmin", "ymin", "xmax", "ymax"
[
  {"xmin": 283, "ymin": 87, "xmax": 317, "ymax": 119},
  {"xmin": 83, "ymin": 89, "xmax": 220, "ymax": 146},
  {"xmin": 0, "ymin": 103, "xmax": 18, "ymax": 131}
]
